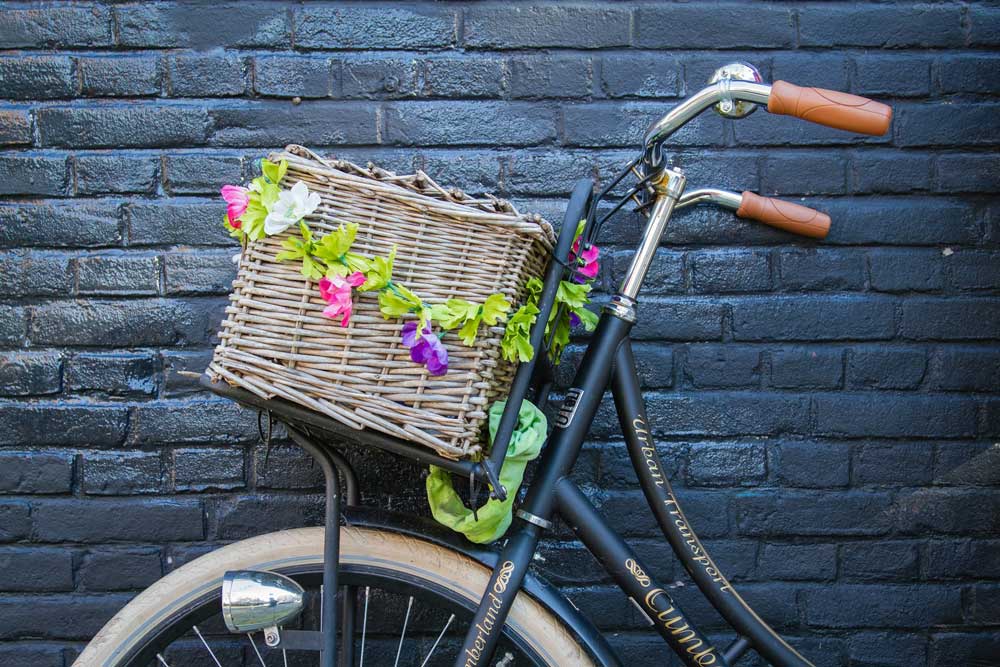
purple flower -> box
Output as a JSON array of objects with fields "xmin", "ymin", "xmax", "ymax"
[{"xmin": 401, "ymin": 321, "xmax": 449, "ymax": 376}]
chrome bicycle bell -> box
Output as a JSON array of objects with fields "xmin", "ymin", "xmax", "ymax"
[
  {"xmin": 708, "ymin": 62, "xmax": 764, "ymax": 119},
  {"xmin": 221, "ymin": 570, "xmax": 305, "ymax": 633}
]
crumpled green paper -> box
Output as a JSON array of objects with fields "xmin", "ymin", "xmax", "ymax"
[{"xmin": 426, "ymin": 400, "xmax": 547, "ymax": 543}]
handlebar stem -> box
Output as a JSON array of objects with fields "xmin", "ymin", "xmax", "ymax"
[
  {"xmin": 619, "ymin": 167, "xmax": 686, "ymax": 300},
  {"xmin": 676, "ymin": 188, "xmax": 742, "ymax": 211}
]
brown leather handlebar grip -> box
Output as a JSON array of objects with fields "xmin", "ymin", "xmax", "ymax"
[
  {"xmin": 768, "ymin": 80, "xmax": 892, "ymax": 136},
  {"xmin": 737, "ymin": 192, "xmax": 831, "ymax": 239}
]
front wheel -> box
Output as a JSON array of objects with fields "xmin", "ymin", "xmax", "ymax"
[{"xmin": 76, "ymin": 525, "xmax": 595, "ymax": 667}]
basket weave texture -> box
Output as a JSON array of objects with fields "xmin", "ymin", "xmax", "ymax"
[{"xmin": 208, "ymin": 145, "xmax": 554, "ymax": 459}]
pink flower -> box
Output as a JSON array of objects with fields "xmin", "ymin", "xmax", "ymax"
[
  {"xmin": 221, "ymin": 185, "xmax": 249, "ymax": 229},
  {"xmin": 570, "ymin": 238, "xmax": 600, "ymax": 283},
  {"xmin": 401, "ymin": 321, "xmax": 448, "ymax": 376},
  {"xmin": 318, "ymin": 272, "xmax": 365, "ymax": 327}
]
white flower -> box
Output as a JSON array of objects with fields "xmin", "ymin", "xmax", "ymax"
[{"xmin": 264, "ymin": 181, "xmax": 322, "ymax": 235}]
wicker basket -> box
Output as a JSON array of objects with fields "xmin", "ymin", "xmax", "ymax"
[{"xmin": 207, "ymin": 145, "xmax": 554, "ymax": 459}]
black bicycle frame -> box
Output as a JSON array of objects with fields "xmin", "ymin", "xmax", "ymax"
[{"xmin": 455, "ymin": 308, "xmax": 815, "ymax": 667}]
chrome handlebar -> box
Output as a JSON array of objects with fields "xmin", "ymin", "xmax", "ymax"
[{"xmin": 643, "ymin": 80, "xmax": 772, "ymax": 150}]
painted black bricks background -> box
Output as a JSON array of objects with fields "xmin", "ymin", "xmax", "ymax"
[{"xmin": 1, "ymin": 2, "xmax": 998, "ymax": 665}]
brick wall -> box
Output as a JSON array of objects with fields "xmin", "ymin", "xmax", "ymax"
[{"xmin": 1, "ymin": 2, "xmax": 998, "ymax": 665}]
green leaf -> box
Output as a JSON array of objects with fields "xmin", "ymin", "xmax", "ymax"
[
  {"xmin": 378, "ymin": 289, "xmax": 414, "ymax": 319},
  {"xmin": 458, "ymin": 317, "xmax": 481, "ymax": 346},
  {"xmin": 481, "ymin": 293, "xmax": 511, "ymax": 326},
  {"xmin": 361, "ymin": 246, "xmax": 395, "ymax": 292},
  {"xmin": 261, "ymin": 158, "xmax": 288, "ymax": 185},
  {"xmin": 343, "ymin": 252, "xmax": 370, "ymax": 275},
  {"xmin": 572, "ymin": 306, "xmax": 599, "ymax": 330},
  {"xmin": 556, "ymin": 280, "xmax": 591, "ymax": 309}
]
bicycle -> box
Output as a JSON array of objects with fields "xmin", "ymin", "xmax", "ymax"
[{"xmin": 76, "ymin": 62, "xmax": 892, "ymax": 667}]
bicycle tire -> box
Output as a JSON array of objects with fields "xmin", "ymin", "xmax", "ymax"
[{"xmin": 75, "ymin": 525, "xmax": 597, "ymax": 666}]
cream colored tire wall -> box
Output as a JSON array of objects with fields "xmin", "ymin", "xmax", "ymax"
[{"xmin": 76, "ymin": 525, "xmax": 596, "ymax": 666}]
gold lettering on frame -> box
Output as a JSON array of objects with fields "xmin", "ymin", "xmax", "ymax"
[
  {"xmin": 663, "ymin": 495, "xmax": 734, "ymax": 594},
  {"xmin": 644, "ymin": 589, "xmax": 718, "ymax": 666},
  {"xmin": 632, "ymin": 417, "xmax": 665, "ymax": 487},
  {"xmin": 464, "ymin": 561, "xmax": 516, "ymax": 667}
]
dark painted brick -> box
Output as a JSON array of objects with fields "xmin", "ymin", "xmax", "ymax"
[
  {"xmin": 846, "ymin": 632, "xmax": 928, "ymax": 667},
  {"xmin": 31, "ymin": 299, "xmax": 217, "ymax": 347},
  {"xmin": 771, "ymin": 53, "xmax": 850, "ymax": 92},
  {"xmin": 422, "ymin": 56, "xmax": 504, "ymax": 98},
  {"xmin": 896, "ymin": 104, "xmax": 1000, "ymax": 148},
  {"xmin": 0, "ymin": 351, "xmax": 62, "ymax": 397},
  {"xmin": 631, "ymin": 343, "xmax": 674, "ymax": 389},
  {"xmin": 32, "ymin": 498, "xmax": 203, "ymax": 542},
  {"xmin": 465, "ymin": 6, "xmax": 628, "ymax": 49},
  {"xmin": 82, "ymin": 450, "xmax": 163, "ymax": 495},
  {"xmin": 0, "ymin": 5, "xmax": 112, "ymax": 48},
  {"xmin": 163, "ymin": 250, "xmax": 236, "ymax": 295},
  {"xmin": 735, "ymin": 490, "xmax": 893, "ymax": 537},
  {"xmin": 969, "ymin": 6, "xmax": 1000, "ymax": 46},
  {"xmin": 820, "ymin": 197, "xmax": 978, "ymax": 246},
  {"xmin": 212, "ymin": 494, "xmax": 323, "ymax": 539},
  {"xmin": 162, "ymin": 350, "xmax": 213, "ymax": 397},
  {"xmin": 929, "ymin": 632, "xmax": 1000, "ymax": 667},
  {"xmin": 297, "ymin": 6, "xmax": 455, "ymax": 49},
  {"xmin": 770, "ymin": 348, "xmax": 843, "ymax": 390},
  {"xmin": 0, "ymin": 642, "xmax": 66, "ymax": 665},
  {"xmin": 0, "ymin": 155, "xmax": 69, "ymax": 196},
  {"xmin": 760, "ymin": 153, "xmax": 847, "ymax": 196},
  {"xmin": 0, "ymin": 501, "xmax": 31, "ymax": 542},
  {"xmin": 0, "ymin": 109, "xmax": 32, "ymax": 145},
  {"xmin": 0, "ymin": 250, "xmax": 72, "ymax": 297},
  {"xmin": 38, "ymin": 105, "xmax": 209, "ymax": 148},
  {"xmin": 895, "ymin": 488, "xmax": 1000, "ymax": 535},
  {"xmin": 78, "ymin": 547, "xmax": 162, "ymax": 591},
  {"xmin": 841, "ymin": 541, "xmax": 920, "ymax": 582},
  {"xmin": 736, "ymin": 110, "xmax": 890, "ymax": 147},
  {"xmin": 689, "ymin": 248, "xmax": 771, "ymax": 293},
  {"xmin": 853, "ymin": 441, "xmax": 934, "ymax": 487},
  {"xmin": 0, "ymin": 451, "xmax": 73, "ymax": 495},
  {"xmin": 925, "ymin": 539, "xmax": 1000, "ymax": 580},
  {"xmin": 935, "ymin": 442, "xmax": 1000, "ymax": 486},
  {"xmin": 76, "ymin": 154, "xmax": 159, "ymax": 195},
  {"xmin": 168, "ymin": 54, "xmax": 247, "ymax": 97},
  {"xmin": 255, "ymin": 445, "xmax": 324, "ymax": 490},
  {"xmin": 127, "ymin": 199, "xmax": 235, "ymax": 246},
  {"xmin": 116, "ymin": 4, "xmax": 289, "ymax": 48},
  {"xmin": 758, "ymin": 543, "xmax": 836, "ymax": 581},
  {"xmin": 630, "ymin": 298, "xmax": 724, "ymax": 341},
  {"xmin": 416, "ymin": 150, "xmax": 500, "ymax": 193},
  {"xmin": 900, "ymin": 298, "xmax": 1000, "ymax": 341},
  {"xmin": 636, "ymin": 4, "xmax": 794, "ymax": 49},
  {"xmin": 815, "ymin": 394, "xmax": 976, "ymax": 439},
  {"xmin": 130, "ymin": 399, "xmax": 258, "ymax": 445},
  {"xmin": 732, "ymin": 296, "xmax": 895, "ymax": 342},
  {"xmin": 385, "ymin": 101, "xmax": 555, "ymax": 146},
  {"xmin": 163, "ymin": 154, "xmax": 243, "ymax": 195},
  {"xmin": 936, "ymin": 54, "xmax": 1000, "ymax": 95},
  {"xmin": 800, "ymin": 4, "xmax": 964, "ymax": 47},
  {"xmin": 929, "ymin": 348, "xmax": 1000, "ymax": 393},
  {"xmin": 65, "ymin": 352, "xmax": 157, "ymax": 397},
  {"xmin": 854, "ymin": 54, "xmax": 932, "ymax": 97},
  {"xmin": 342, "ymin": 56, "xmax": 419, "ymax": 99},
  {"xmin": 208, "ymin": 101, "xmax": 377, "ymax": 147},
  {"xmin": 610, "ymin": 248, "xmax": 684, "ymax": 294},
  {"xmin": 80, "ymin": 55, "xmax": 161, "ymax": 97},
  {"xmin": 687, "ymin": 442, "xmax": 766, "ymax": 487},
  {"xmin": 869, "ymin": 248, "xmax": 944, "ymax": 293},
  {"xmin": 255, "ymin": 55, "xmax": 333, "ymax": 99},
  {"xmin": 807, "ymin": 583, "xmax": 963, "ymax": 628},
  {"xmin": 174, "ymin": 447, "xmax": 245, "ymax": 491},
  {"xmin": 0, "ymin": 404, "xmax": 127, "ymax": 446},
  {"xmin": 644, "ymin": 392, "xmax": 809, "ymax": 438},
  {"xmin": 501, "ymin": 150, "xmax": 591, "ymax": 197},
  {"xmin": 683, "ymin": 344, "xmax": 761, "ymax": 388},
  {"xmin": 846, "ymin": 347, "xmax": 927, "ymax": 390},
  {"xmin": 600, "ymin": 53, "xmax": 680, "ymax": 99},
  {"xmin": 777, "ymin": 249, "xmax": 865, "ymax": 291},
  {"xmin": 0, "ymin": 305, "xmax": 27, "ymax": 346},
  {"xmin": 852, "ymin": 152, "xmax": 932, "ymax": 194},
  {"xmin": 0, "ymin": 548, "xmax": 73, "ymax": 591},
  {"xmin": 76, "ymin": 252, "xmax": 160, "ymax": 295},
  {"xmin": 0, "ymin": 56, "xmax": 75, "ymax": 100},
  {"xmin": 946, "ymin": 250, "xmax": 1000, "ymax": 290},
  {"xmin": 509, "ymin": 55, "xmax": 591, "ymax": 99},
  {"xmin": 773, "ymin": 441, "xmax": 850, "ymax": 488}
]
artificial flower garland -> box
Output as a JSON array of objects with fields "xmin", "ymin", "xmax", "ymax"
[{"xmin": 221, "ymin": 158, "xmax": 599, "ymax": 376}]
